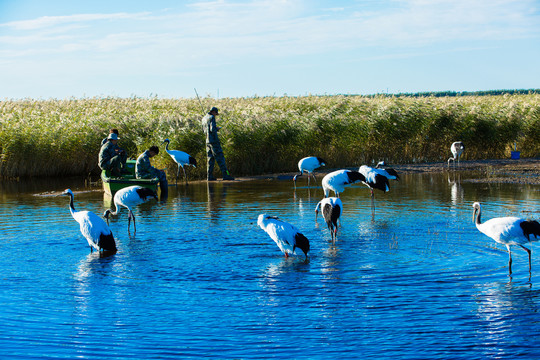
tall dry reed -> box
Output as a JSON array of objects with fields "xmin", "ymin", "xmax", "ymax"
[{"xmin": 0, "ymin": 94, "xmax": 538, "ymax": 179}]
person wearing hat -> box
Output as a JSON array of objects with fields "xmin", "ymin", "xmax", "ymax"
[
  {"xmin": 135, "ymin": 145, "xmax": 168, "ymax": 196},
  {"xmin": 98, "ymin": 132, "xmax": 127, "ymax": 177},
  {"xmin": 101, "ymin": 128, "xmax": 120, "ymax": 146},
  {"xmin": 201, "ymin": 107, "xmax": 234, "ymax": 181}
]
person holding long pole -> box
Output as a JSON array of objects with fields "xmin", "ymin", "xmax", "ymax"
[{"xmin": 201, "ymin": 107, "xmax": 234, "ymax": 181}]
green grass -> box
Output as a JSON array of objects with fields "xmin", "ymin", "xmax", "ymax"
[{"xmin": 0, "ymin": 94, "xmax": 538, "ymax": 179}]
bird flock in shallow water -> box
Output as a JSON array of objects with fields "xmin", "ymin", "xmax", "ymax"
[{"xmin": 60, "ymin": 142, "xmax": 540, "ymax": 274}]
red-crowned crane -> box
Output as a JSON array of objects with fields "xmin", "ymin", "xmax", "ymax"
[
  {"xmin": 293, "ymin": 156, "xmax": 326, "ymax": 187},
  {"xmin": 358, "ymin": 165, "xmax": 399, "ymax": 198},
  {"xmin": 315, "ymin": 197, "xmax": 343, "ymax": 243},
  {"xmin": 162, "ymin": 139, "xmax": 197, "ymax": 185},
  {"xmin": 104, "ymin": 185, "xmax": 157, "ymax": 234},
  {"xmin": 257, "ymin": 214, "xmax": 310, "ymax": 259},
  {"xmin": 321, "ymin": 169, "xmax": 365, "ymax": 198},
  {"xmin": 473, "ymin": 202, "xmax": 540, "ymax": 274},
  {"xmin": 375, "ymin": 161, "xmax": 400, "ymax": 180},
  {"xmin": 61, "ymin": 189, "xmax": 116, "ymax": 253},
  {"xmin": 448, "ymin": 141, "xmax": 465, "ymax": 169}
]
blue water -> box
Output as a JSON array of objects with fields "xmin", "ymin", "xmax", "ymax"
[{"xmin": 0, "ymin": 172, "xmax": 539, "ymax": 359}]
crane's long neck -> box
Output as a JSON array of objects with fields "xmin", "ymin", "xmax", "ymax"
[
  {"xmin": 474, "ymin": 206, "xmax": 482, "ymax": 225},
  {"xmin": 110, "ymin": 201, "xmax": 120, "ymax": 216},
  {"xmin": 68, "ymin": 193, "xmax": 77, "ymax": 217}
]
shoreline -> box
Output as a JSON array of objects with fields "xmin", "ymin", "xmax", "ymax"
[
  {"xmin": 2, "ymin": 157, "xmax": 539, "ymax": 187},
  {"xmin": 231, "ymin": 158, "xmax": 540, "ymax": 185}
]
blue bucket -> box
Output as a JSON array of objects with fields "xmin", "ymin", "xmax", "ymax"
[{"xmin": 511, "ymin": 151, "xmax": 520, "ymax": 159}]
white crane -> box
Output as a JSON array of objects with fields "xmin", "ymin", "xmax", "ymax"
[
  {"xmin": 257, "ymin": 214, "xmax": 310, "ymax": 259},
  {"xmin": 315, "ymin": 197, "xmax": 343, "ymax": 243},
  {"xmin": 473, "ymin": 202, "xmax": 540, "ymax": 274},
  {"xmin": 104, "ymin": 185, "xmax": 158, "ymax": 234},
  {"xmin": 293, "ymin": 156, "xmax": 326, "ymax": 187},
  {"xmin": 321, "ymin": 169, "xmax": 365, "ymax": 198},
  {"xmin": 162, "ymin": 139, "xmax": 197, "ymax": 185},
  {"xmin": 375, "ymin": 161, "xmax": 400, "ymax": 180},
  {"xmin": 358, "ymin": 165, "xmax": 399, "ymax": 198},
  {"xmin": 61, "ymin": 189, "xmax": 116, "ymax": 253},
  {"xmin": 448, "ymin": 141, "xmax": 465, "ymax": 169},
  {"xmin": 358, "ymin": 165, "xmax": 390, "ymax": 197}
]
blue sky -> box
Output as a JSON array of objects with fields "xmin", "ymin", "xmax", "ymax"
[{"xmin": 1, "ymin": 0, "xmax": 539, "ymax": 99}]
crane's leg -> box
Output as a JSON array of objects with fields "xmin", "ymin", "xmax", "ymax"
[
  {"xmin": 182, "ymin": 166, "xmax": 188, "ymax": 185},
  {"xmin": 519, "ymin": 244, "xmax": 532, "ymax": 272},
  {"xmin": 507, "ymin": 245, "xmax": 513, "ymax": 275},
  {"xmin": 132, "ymin": 211, "xmax": 137, "ymax": 234},
  {"xmin": 307, "ymin": 174, "xmax": 310, "ymax": 187},
  {"xmin": 293, "ymin": 172, "xmax": 302, "ymax": 189},
  {"xmin": 311, "ymin": 173, "xmax": 317, "ymax": 184},
  {"xmin": 176, "ymin": 166, "xmax": 180, "ymax": 186},
  {"xmin": 127, "ymin": 211, "xmax": 132, "ymax": 233}
]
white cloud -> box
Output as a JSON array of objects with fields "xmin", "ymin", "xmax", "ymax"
[
  {"xmin": 0, "ymin": 0, "xmax": 539, "ymax": 98},
  {"xmin": 1, "ymin": 0, "xmax": 538, "ymax": 62},
  {"xmin": 0, "ymin": 12, "xmax": 150, "ymax": 31}
]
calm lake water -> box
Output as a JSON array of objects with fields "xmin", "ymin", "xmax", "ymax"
[{"xmin": 0, "ymin": 171, "xmax": 539, "ymax": 359}]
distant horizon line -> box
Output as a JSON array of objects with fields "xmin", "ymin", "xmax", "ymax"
[{"xmin": 2, "ymin": 88, "xmax": 539, "ymax": 101}]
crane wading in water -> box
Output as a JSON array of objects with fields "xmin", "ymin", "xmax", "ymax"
[
  {"xmin": 322, "ymin": 170, "xmax": 365, "ymax": 198},
  {"xmin": 61, "ymin": 189, "xmax": 117, "ymax": 253},
  {"xmin": 315, "ymin": 197, "xmax": 343, "ymax": 243},
  {"xmin": 161, "ymin": 139, "xmax": 197, "ymax": 185},
  {"xmin": 201, "ymin": 107, "xmax": 234, "ymax": 181},
  {"xmin": 257, "ymin": 214, "xmax": 310, "ymax": 259},
  {"xmin": 472, "ymin": 202, "xmax": 540, "ymax": 274},
  {"xmin": 293, "ymin": 156, "xmax": 326, "ymax": 188},
  {"xmin": 358, "ymin": 164, "xmax": 399, "ymax": 202},
  {"xmin": 104, "ymin": 185, "xmax": 158, "ymax": 234},
  {"xmin": 448, "ymin": 141, "xmax": 465, "ymax": 169}
]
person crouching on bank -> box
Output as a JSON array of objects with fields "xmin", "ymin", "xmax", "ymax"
[{"xmin": 135, "ymin": 145, "xmax": 168, "ymax": 196}]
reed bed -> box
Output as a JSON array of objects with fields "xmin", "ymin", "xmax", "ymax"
[{"xmin": 0, "ymin": 94, "xmax": 538, "ymax": 179}]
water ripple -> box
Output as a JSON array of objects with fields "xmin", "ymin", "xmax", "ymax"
[{"xmin": 0, "ymin": 176, "xmax": 539, "ymax": 358}]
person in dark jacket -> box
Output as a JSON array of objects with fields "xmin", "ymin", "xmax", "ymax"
[
  {"xmin": 102, "ymin": 128, "xmax": 121, "ymax": 146},
  {"xmin": 201, "ymin": 107, "xmax": 234, "ymax": 181},
  {"xmin": 135, "ymin": 145, "xmax": 168, "ymax": 195},
  {"xmin": 98, "ymin": 133, "xmax": 127, "ymax": 176}
]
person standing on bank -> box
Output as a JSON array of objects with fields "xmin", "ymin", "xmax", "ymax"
[
  {"xmin": 135, "ymin": 145, "xmax": 168, "ymax": 196},
  {"xmin": 99, "ymin": 133, "xmax": 127, "ymax": 177},
  {"xmin": 201, "ymin": 107, "xmax": 234, "ymax": 181}
]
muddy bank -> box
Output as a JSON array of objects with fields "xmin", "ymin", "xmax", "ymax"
[
  {"xmin": 240, "ymin": 158, "xmax": 539, "ymax": 185},
  {"xmin": 390, "ymin": 158, "xmax": 540, "ymax": 184}
]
